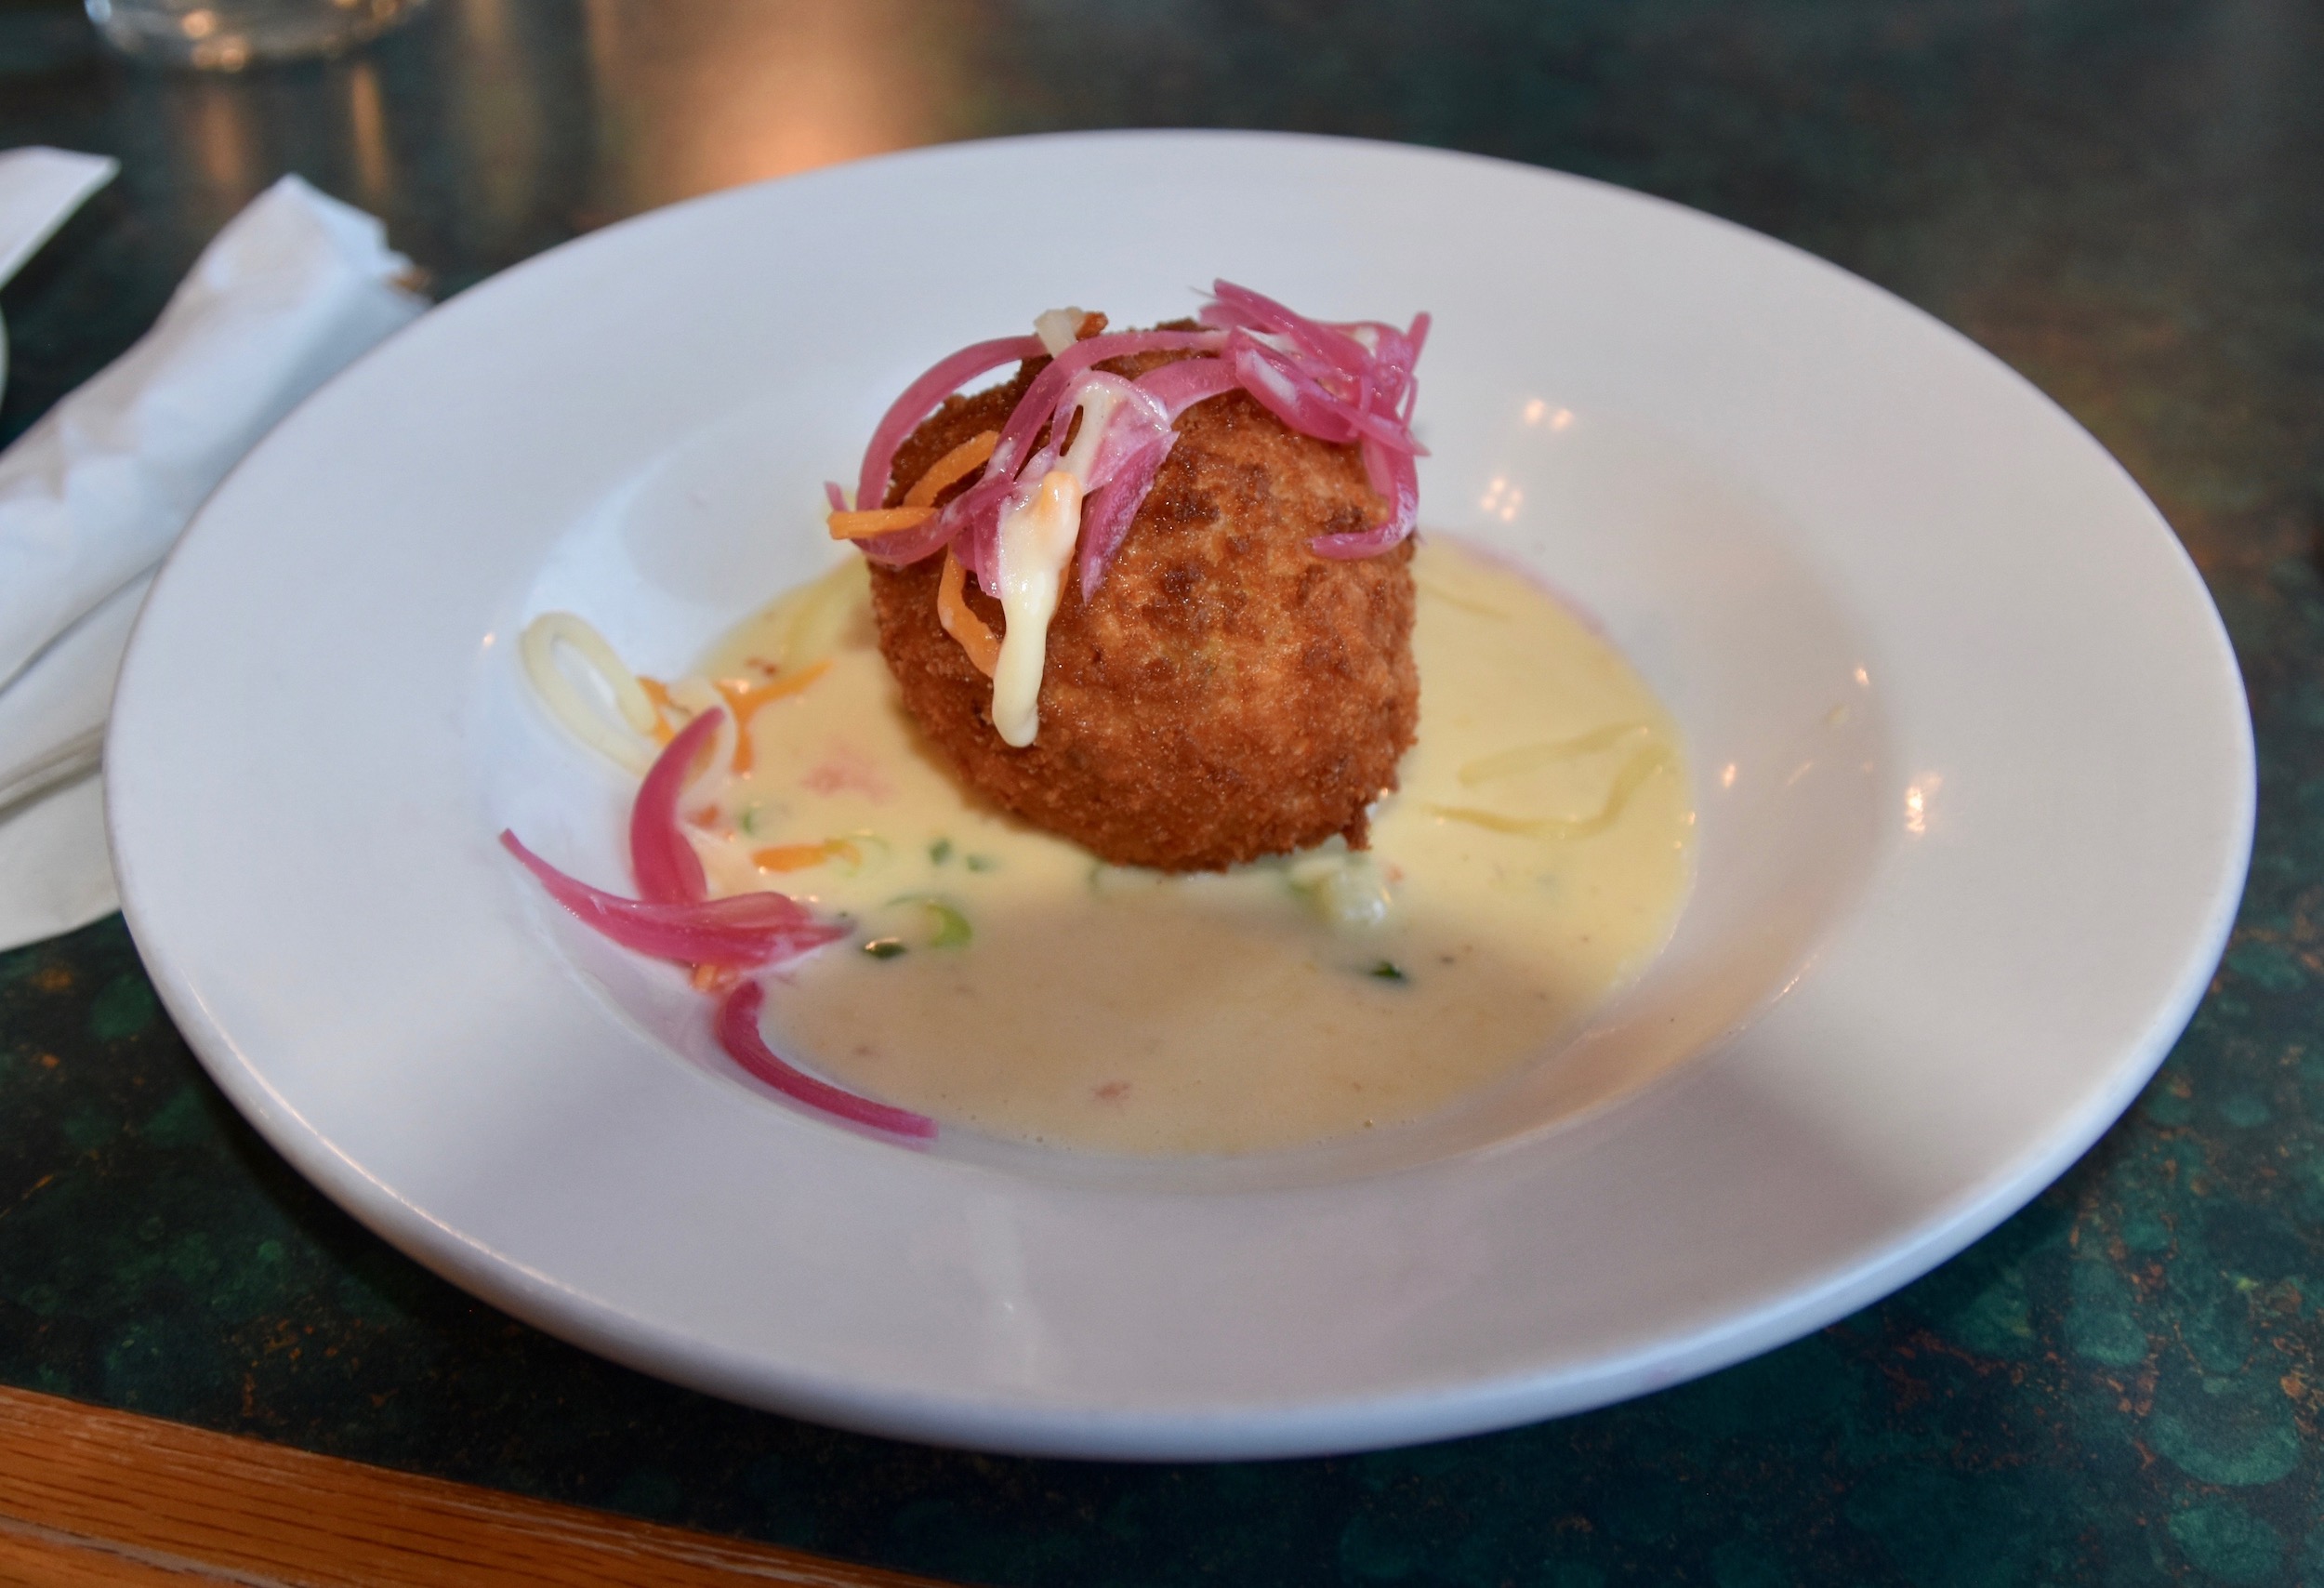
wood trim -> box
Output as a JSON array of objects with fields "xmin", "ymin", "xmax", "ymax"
[{"xmin": 0, "ymin": 1386, "xmax": 949, "ymax": 1587}]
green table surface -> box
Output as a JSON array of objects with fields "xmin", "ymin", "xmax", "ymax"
[{"xmin": 4, "ymin": 2, "xmax": 2319, "ymax": 1582}]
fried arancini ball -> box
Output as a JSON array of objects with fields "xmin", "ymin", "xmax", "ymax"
[{"xmin": 866, "ymin": 342, "xmax": 1419, "ymax": 873}]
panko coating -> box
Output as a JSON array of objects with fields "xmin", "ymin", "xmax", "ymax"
[{"xmin": 865, "ymin": 333, "xmax": 1419, "ymax": 873}]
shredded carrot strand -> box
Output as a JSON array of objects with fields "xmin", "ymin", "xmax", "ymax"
[
  {"xmin": 759, "ymin": 657, "xmax": 832, "ymax": 701},
  {"xmin": 827, "ymin": 507, "xmax": 936, "ymax": 541},
  {"xmin": 691, "ymin": 963, "xmax": 740, "ymax": 993},
  {"xmin": 713, "ymin": 659, "xmax": 833, "ymax": 773},
  {"xmin": 714, "ymin": 680, "xmax": 761, "ymax": 773},
  {"xmin": 937, "ymin": 551, "xmax": 1001, "ymax": 678},
  {"xmin": 636, "ymin": 677, "xmax": 679, "ymax": 743},
  {"xmin": 904, "ymin": 430, "xmax": 1000, "ymax": 509},
  {"xmin": 751, "ymin": 837, "xmax": 862, "ymax": 874}
]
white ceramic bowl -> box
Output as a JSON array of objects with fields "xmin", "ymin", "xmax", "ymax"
[{"xmin": 108, "ymin": 132, "xmax": 2251, "ymax": 1459}]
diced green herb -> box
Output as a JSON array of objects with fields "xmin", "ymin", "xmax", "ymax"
[
  {"xmin": 738, "ymin": 805, "xmax": 760, "ymax": 836},
  {"xmin": 863, "ymin": 937, "xmax": 907, "ymax": 960},
  {"xmin": 929, "ymin": 838, "xmax": 954, "ymax": 865},
  {"xmin": 964, "ymin": 854, "xmax": 998, "ymax": 873},
  {"xmin": 1367, "ymin": 959, "xmax": 1408, "ymax": 983}
]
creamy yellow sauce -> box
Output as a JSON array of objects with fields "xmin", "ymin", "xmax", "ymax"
[{"xmin": 684, "ymin": 539, "xmax": 1694, "ymax": 1157}]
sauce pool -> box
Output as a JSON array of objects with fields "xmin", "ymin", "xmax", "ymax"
[{"xmin": 688, "ymin": 538, "xmax": 1694, "ymax": 1157}]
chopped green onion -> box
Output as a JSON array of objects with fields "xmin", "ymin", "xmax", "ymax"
[
  {"xmin": 738, "ymin": 804, "xmax": 760, "ymax": 836},
  {"xmin": 929, "ymin": 838, "xmax": 953, "ymax": 865},
  {"xmin": 888, "ymin": 894, "xmax": 972, "ymax": 948},
  {"xmin": 1367, "ymin": 960, "xmax": 1407, "ymax": 983},
  {"xmin": 836, "ymin": 832, "xmax": 891, "ymax": 876}
]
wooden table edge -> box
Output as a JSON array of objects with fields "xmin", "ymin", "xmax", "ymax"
[{"xmin": 0, "ymin": 1384, "xmax": 955, "ymax": 1587}]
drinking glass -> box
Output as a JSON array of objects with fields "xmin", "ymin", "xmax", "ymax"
[{"xmin": 86, "ymin": 0, "xmax": 426, "ymax": 68}]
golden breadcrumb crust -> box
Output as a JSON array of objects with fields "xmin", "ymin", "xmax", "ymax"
[{"xmin": 865, "ymin": 337, "xmax": 1418, "ymax": 873}]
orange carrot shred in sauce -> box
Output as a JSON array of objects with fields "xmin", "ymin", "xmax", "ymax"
[
  {"xmin": 827, "ymin": 507, "xmax": 936, "ymax": 541},
  {"xmin": 751, "ymin": 836, "xmax": 861, "ymax": 874},
  {"xmin": 636, "ymin": 677, "xmax": 679, "ymax": 743},
  {"xmin": 938, "ymin": 551, "xmax": 1001, "ymax": 678},
  {"xmin": 714, "ymin": 659, "xmax": 833, "ymax": 773},
  {"xmin": 904, "ymin": 430, "xmax": 1000, "ymax": 509}
]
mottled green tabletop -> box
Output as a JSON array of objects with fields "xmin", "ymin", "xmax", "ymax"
[{"xmin": 4, "ymin": 1, "xmax": 2320, "ymax": 1582}]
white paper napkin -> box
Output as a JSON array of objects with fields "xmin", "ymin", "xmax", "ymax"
[
  {"xmin": 0, "ymin": 171, "xmax": 427, "ymax": 951},
  {"xmin": 0, "ymin": 148, "xmax": 119, "ymax": 405}
]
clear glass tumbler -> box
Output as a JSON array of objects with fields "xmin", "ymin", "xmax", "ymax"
[{"xmin": 86, "ymin": 0, "xmax": 427, "ymax": 69}]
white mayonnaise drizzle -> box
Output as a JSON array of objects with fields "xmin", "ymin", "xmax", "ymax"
[
  {"xmin": 991, "ymin": 470, "xmax": 1085, "ymax": 747},
  {"xmin": 987, "ymin": 372, "xmax": 1131, "ymax": 748},
  {"xmin": 1057, "ymin": 377, "xmax": 1121, "ymax": 480}
]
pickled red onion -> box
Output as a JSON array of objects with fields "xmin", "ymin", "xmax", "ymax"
[
  {"xmin": 630, "ymin": 708, "xmax": 719, "ymax": 905},
  {"xmin": 854, "ymin": 335, "xmax": 1046, "ymax": 515},
  {"xmin": 500, "ymin": 831, "xmax": 843, "ymax": 967},
  {"xmin": 1312, "ymin": 441, "xmax": 1419, "ymax": 560},
  {"xmin": 1134, "ymin": 353, "xmax": 1239, "ymax": 421},
  {"xmin": 849, "ymin": 285, "xmax": 1427, "ymax": 590},
  {"xmin": 1227, "ymin": 337, "xmax": 1357, "ymax": 444},
  {"xmin": 717, "ymin": 980, "xmax": 937, "ymax": 1140},
  {"xmin": 1076, "ymin": 432, "xmax": 1174, "ymax": 599},
  {"xmin": 985, "ymin": 329, "xmax": 1222, "ymax": 486}
]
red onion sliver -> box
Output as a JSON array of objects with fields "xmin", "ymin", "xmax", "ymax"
[
  {"xmin": 987, "ymin": 330, "xmax": 1222, "ymax": 490},
  {"xmin": 846, "ymin": 290, "xmax": 1424, "ymax": 589},
  {"xmin": 630, "ymin": 708, "xmax": 720, "ymax": 906},
  {"xmin": 1312, "ymin": 441, "xmax": 1419, "ymax": 558},
  {"xmin": 824, "ymin": 481, "xmax": 848, "ymax": 513},
  {"xmin": 1042, "ymin": 371, "xmax": 1177, "ymax": 505},
  {"xmin": 957, "ymin": 482, "xmax": 1010, "ymax": 592},
  {"xmin": 855, "ymin": 422, "xmax": 1030, "ymax": 572},
  {"xmin": 1228, "ymin": 337, "xmax": 1357, "ymax": 444},
  {"xmin": 862, "ymin": 328, "xmax": 1218, "ymax": 544},
  {"xmin": 1077, "ymin": 432, "xmax": 1174, "ymax": 600},
  {"xmin": 501, "ymin": 831, "xmax": 843, "ymax": 967},
  {"xmin": 1209, "ymin": 280, "xmax": 1371, "ymax": 378},
  {"xmin": 718, "ymin": 980, "xmax": 937, "ymax": 1140},
  {"xmin": 1135, "ymin": 354, "xmax": 1238, "ymax": 420},
  {"xmin": 854, "ymin": 335, "xmax": 1045, "ymax": 513}
]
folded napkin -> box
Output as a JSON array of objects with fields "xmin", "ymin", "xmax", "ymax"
[
  {"xmin": 0, "ymin": 169, "xmax": 427, "ymax": 952},
  {"xmin": 0, "ymin": 148, "xmax": 119, "ymax": 404}
]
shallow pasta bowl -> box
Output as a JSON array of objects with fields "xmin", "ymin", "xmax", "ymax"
[{"xmin": 106, "ymin": 131, "xmax": 2251, "ymax": 1460}]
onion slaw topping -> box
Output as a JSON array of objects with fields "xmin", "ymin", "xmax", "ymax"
[
  {"xmin": 828, "ymin": 282, "xmax": 1427, "ymax": 746},
  {"xmin": 831, "ymin": 282, "xmax": 1429, "ymax": 590}
]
